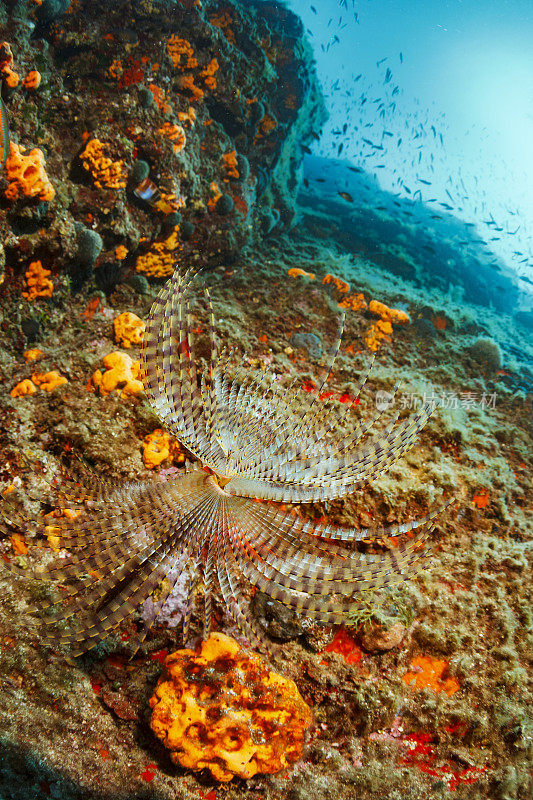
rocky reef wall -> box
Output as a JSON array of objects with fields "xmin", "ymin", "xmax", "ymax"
[{"xmin": 0, "ymin": 0, "xmax": 326, "ymax": 289}]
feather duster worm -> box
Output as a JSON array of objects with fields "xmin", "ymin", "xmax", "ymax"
[{"xmin": 2, "ymin": 269, "xmax": 451, "ymax": 657}]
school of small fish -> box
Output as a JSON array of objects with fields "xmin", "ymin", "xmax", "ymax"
[{"xmin": 301, "ymin": 1, "xmax": 533, "ymax": 287}]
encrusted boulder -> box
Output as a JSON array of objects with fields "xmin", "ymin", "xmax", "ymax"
[{"xmin": 149, "ymin": 633, "xmax": 312, "ymax": 782}]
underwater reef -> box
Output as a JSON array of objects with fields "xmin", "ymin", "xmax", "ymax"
[
  {"xmin": 0, "ymin": 0, "xmax": 325, "ymax": 287},
  {"xmin": 0, "ymin": 2, "xmax": 531, "ymax": 800}
]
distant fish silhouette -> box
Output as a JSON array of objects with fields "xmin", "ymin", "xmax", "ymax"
[{"xmin": 338, "ymin": 191, "xmax": 354, "ymax": 202}]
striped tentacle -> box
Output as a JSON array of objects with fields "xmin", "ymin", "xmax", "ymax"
[
  {"xmin": 226, "ymin": 345, "xmax": 373, "ymax": 472},
  {"xmin": 287, "ymin": 367, "xmax": 391, "ymax": 460},
  {"xmin": 217, "ymin": 496, "xmax": 275, "ymax": 655},
  {"xmin": 223, "ymin": 495, "xmax": 434, "ymax": 624},
  {"xmin": 36, "ymin": 473, "xmax": 211, "ymax": 611},
  {"xmin": 199, "ymin": 286, "xmax": 224, "ymax": 461},
  {"xmin": 312, "ymin": 497, "xmax": 455, "ymax": 541},
  {"xmin": 40, "ymin": 472, "xmax": 219, "ymax": 653},
  {"xmin": 203, "ymin": 521, "xmax": 218, "ymax": 639},
  {"xmin": 16, "ymin": 450, "xmax": 111, "ymax": 507},
  {"xmin": 234, "ymin": 383, "xmax": 403, "ymax": 485},
  {"xmin": 228, "ymin": 497, "xmax": 433, "ymax": 592},
  {"xmin": 278, "ymin": 311, "xmax": 347, "ymax": 445},
  {"xmin": 228, "ymin": 378, "xmax": 301, "ymax": 470},
  {"xmin": 225, "ymin": 400, "xmax": 434, "ymax": 502}
]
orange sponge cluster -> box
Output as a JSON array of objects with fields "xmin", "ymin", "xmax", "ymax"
[
  {"xmin": 0, "ymin": 41, "xmax": 19, "ymax": 89},
  {"xmin": 254, "ymin": 113, "xmax": 277, "ymax": 143},
  {"xmin": 23, "ymin": 348, "xmax": 44, "ymax": 362},
  {"xmin": 339, "ymin": 293, "xmax": 367, "ymax": 312},
  {"xmin": 158, "ymin": 122, "xmax": 186, "ymax": 154},
  {"xmin": 22, "ymin": 70, "xmax": 41, "ymax": 90},
  {"xmin": 167, "ymin": 36, "xmax": 197, "ymax": 69},
  {"xmin": 21, "ymin": 260, "xmax": 54, "ymax": 301},
  {"xmin": 11, "ymin": 370, "xmax": 67, "ymax": 398},
  {"xmin": 142, "ymin": 429, "xmax": 184, "ymax": 469},
  {"xmin": 31, "ymin": 371, "xmax": 68, "ymax": 392},
  {"xmin": 365, "ymin": 299, "xmax": 410, "ymax": 352},
  {"xmin": 177, "ymin": 73, "xmax": 204, "ymax": 102},
  {"xmin": 207, "ymin": 181, "xmax": 222, "ymax": 212},
  {"xmin": 323, "ymin": 273, "xmax": 350, "ymax": 296},
  {"xmin": 166, "ymin": 36, "xmax": 218, "ymax": 100},
  {"xmin": 113, "ymin": 312, "xmax": 145, "ymax": 348},
  {"xmin": 177, "ymin": 107, "xmax": 196, "ymax": 128},
  {"xmin": 333, "ymin": 284, "xmax": 409, "ymax": 352},
  {"xmin": 10, "ymin": 379, "xmax": 37, "ymax": 398},
  {"xmin": 222, "ymin": 149, "xmax": 239, "ymax": 180},
  {"xmin": 136, "ymin": 226, "xmax": 181, "ymax": 278},
  {"xmin": 80, "ymin": 138, "xmax": 127, "ymax": 190},
  {"xmin": 5, "ymin": 144, "xmax": 55, "ymax": 202},
  {"xmin": 288, "ymin": 267, "xmax": 315, "ymax": 280},
  {"xmin": 368, "ymin": 299, "xmax": 410, "ymax": 325},
  {"xmin": 88, "ymin": 352, "xmax": 143, "ymax": 398},
  {"xmin": 209, "ymin": 10, "xmax": 236, "ymax": 44},
  {"xmin": 150, "ymin": 633, "xmax": 312, "ymax": 782},
  {"xmin": 199, "ymin": 58, "xmax": 218, "ymax": 90},
  {"xmin": 403, "ymin": 655, "xmax": 459, "ymax": 697}
]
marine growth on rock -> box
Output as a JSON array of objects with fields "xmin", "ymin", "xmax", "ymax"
[
  {"xmin": 2, "ymin": 269, "xmax": 451, "ymax": 657},
  {"xmin": 149, "ymin": 633, "xmax": 312, "ymax": 782}
]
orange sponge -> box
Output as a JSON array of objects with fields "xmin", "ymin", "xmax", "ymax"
[
  {"xmin": 288, "ymin": 267, "xmax": 315, "ymax": 280},
  {"xmin": 166, "ymin": 36, "xmax": 197, "ymax": 70},
  {"xmin": 177, "ymin": 73, "xmax": 204, "ymax": 102},
  {"xmin": 403, "ymin": 655, "xmax": 459, "ymax": 697},
  {"xmin": 159, "ymin": 123, "xmax": 186, "ymax": 154},
  {"xmin": 21, "ymin": 260, "xmax": 54, "ymax": 301},
  {"xmin": 5, "ymin": 144, "xmax": 55, "ymax": 202},
  {"xmin": 142, "ymin": 429, "xmax": 184, "ymax": 469},
  {"xmin": 3, "ymin": 66, "xmax": 19, "ymax": 88},
  {"xmin": 339, "ymin": 292, "xmax": 367, "ymax": 311},
  {"xmin": 177, "ymin": 107, "xmax": 196, "ymax": 128},
  {"xmin": 222, "ymin": 149, "xmax": 239, "ymax": 180},
  {"xmin": 323, "ymin": 273, "xmax": 350, "ymax": 295},
  {"xmin": 23, "ymin": 348, "xmax": 44, "ymax": 362},
  {"xmin": 113, "ymin": 312, "xmax": 145, "ymax": 348},
  {"xmin": 135, "ymin": 227, "xmax": 181, "ymax": 278},
  {"xmin": 364, "ymin": 299, "xmax": 410, "ymax": 351},
  {"xmin": 199, "ymin": 58, "xmax": 218, "ymax": 90},
  {"xmin": 89, "ymin": 352, "xmax": 143, "ymax": 398},
  {"xmin": 31, "ymin": 371, "xmax": 68, "ymax": 392},
  {"xmin": 22, "ymin": 70, "xmax": 41, "ymax": 90},
  {"xmin": 150, "ymin": 633, "xmax": 312, "ymax": 782},
  {"xmin": 368, "ymin": 299, "xmax": 410, "ymax": 325},
  {"xmin": 0, "ymin": 42, "xmax": 19, "ymax": 89},
  {"xmin": 10, "ymin": 379, "xmax": 38, "ymax": 398},
  {"xmin": 80, "ymin": 138, "xmax": 127, "ymax": 190}
]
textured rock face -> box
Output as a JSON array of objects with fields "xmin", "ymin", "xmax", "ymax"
[{"xmin": 1, "ymin": 0, "xmax": 326, "ymax": 289}]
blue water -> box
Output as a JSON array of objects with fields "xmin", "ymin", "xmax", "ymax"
[{"xmin": 282, "ymin": 0, "xmax": 533, "ymax": 313}]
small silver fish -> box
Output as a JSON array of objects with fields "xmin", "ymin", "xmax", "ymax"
[{"xmin": 133, "ymin": 177, "xmax": 161, "ymax": 204}]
